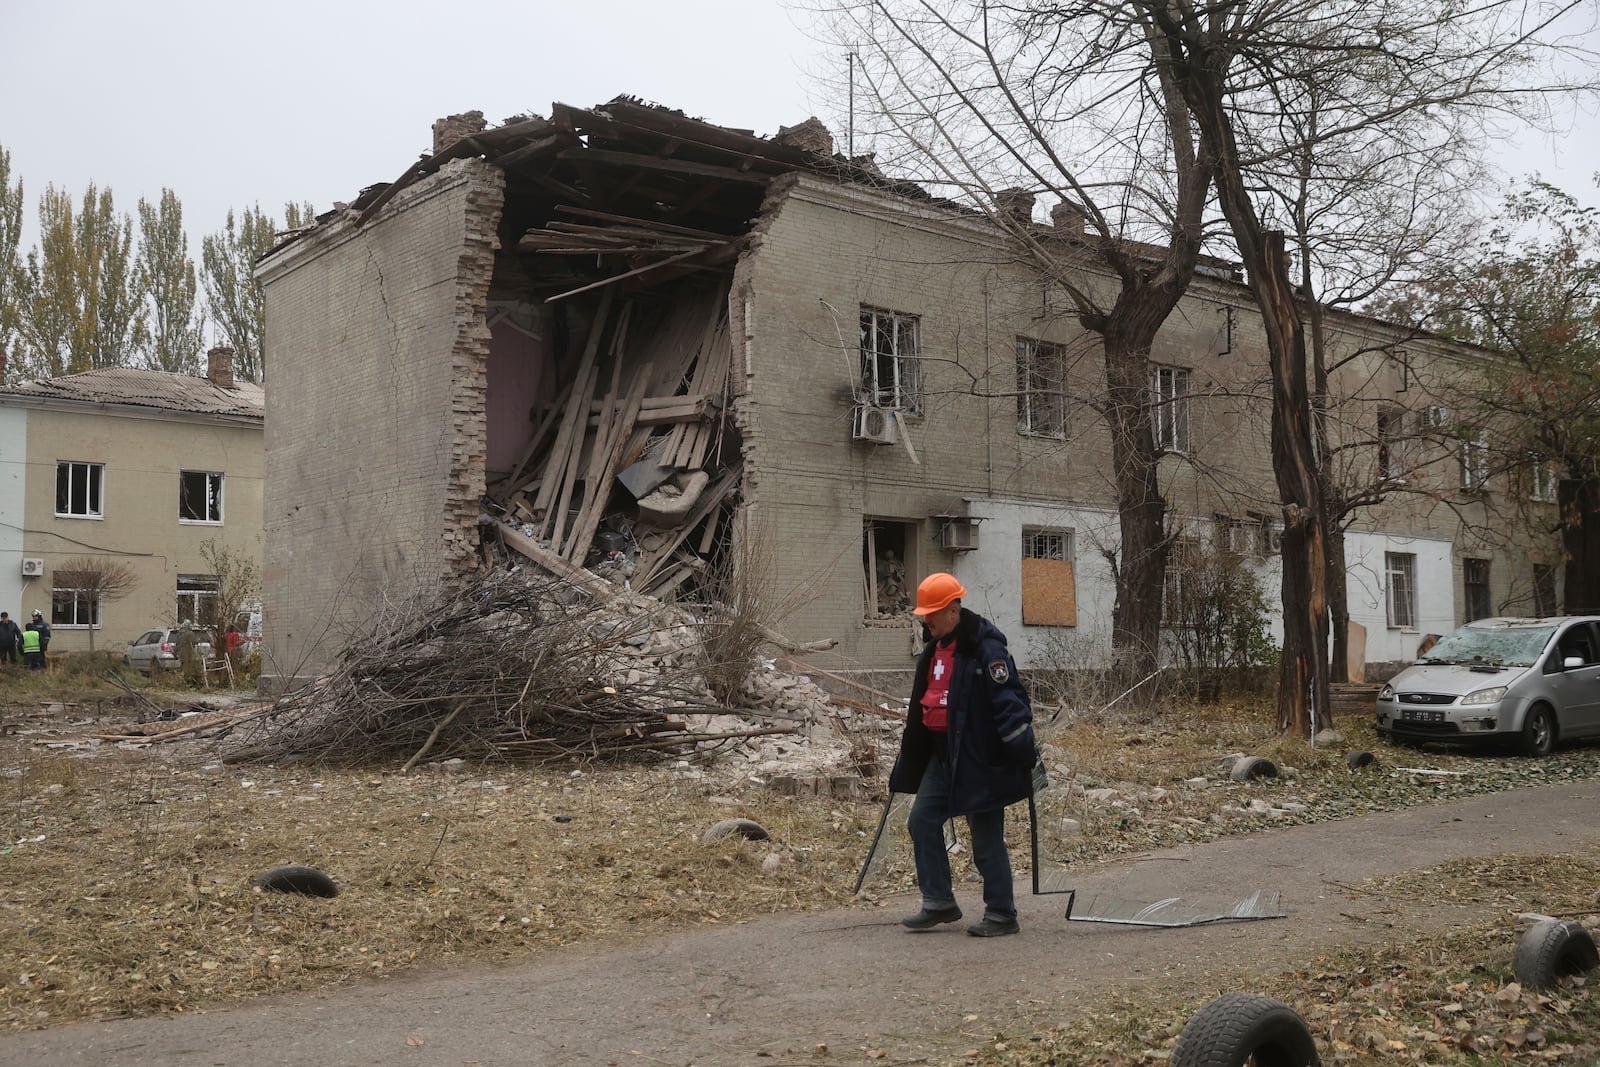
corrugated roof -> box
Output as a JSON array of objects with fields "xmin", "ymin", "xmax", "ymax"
[{"xmin": 0, "ymin": 367, "xmax": 264, "ymax": 419}]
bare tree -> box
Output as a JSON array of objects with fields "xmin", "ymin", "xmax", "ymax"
[
  {"xmin": 815, "ymin": 0, "xmax": 1223, "ymax": 678},
  {"xmin": 51, "ymin": 556, "xmax": 136, "ymax": 651}
]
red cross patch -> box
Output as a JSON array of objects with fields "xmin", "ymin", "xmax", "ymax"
[{"xmin": 988, "ymin": 660, "xmax": 1010, "ymax": 684}]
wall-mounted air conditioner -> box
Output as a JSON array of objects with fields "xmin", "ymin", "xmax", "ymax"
[
  {"xmin": 21, "ymin": 558, "xmax": 45, "ymax": 577},
  {"xmin": 939, "ymin": 519, "xmax": 980, "ymax": 551},
  {"xmin": 852, "ymin": 405, "xmax": 898, "ymax": 445}
]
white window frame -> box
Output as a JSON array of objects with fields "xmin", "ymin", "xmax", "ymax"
[
  {"xmin": 859, "ymin": 307, "xmax": 923, "ymax": 414},
  {"xmin": 1377, "ymin": 407, "xmax": 1408, "ymax": 483},
  {"xmin": 177, "ymin": 574, "xmax": 220, "ymax": 625},
  {"xmin": 1531, "ymin": 462, "xmax": 1558, "ymax": 504},
  {"xmin": 1385, "ymin": 552, "xmax": 1417, "ymax": 630},
  {"xmin": 179, "ymin": 470, "xmax": 225, "ymax": 524},
  {"xmin": 55, "ymin": 460, "xmax": 105, "ymax": 519},
  {"xmin": 50, "ymin": 586, "xmax": 100, "ymax": 629},
  {"xmin": 1151, "ymin": 365, "xmax": 1191, "ymax": 454},
  {"xmin": 1016, "ymin": 338, "xmax": 1067, "ymax": 438}
]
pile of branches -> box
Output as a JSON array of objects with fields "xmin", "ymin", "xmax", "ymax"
[{"xmin": 225, "ymin": 568, "xmax": 794, "ymax": 768}]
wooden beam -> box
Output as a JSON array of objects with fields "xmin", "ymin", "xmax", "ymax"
[{"xmin": 556, "ymin": 147, "xmax": 772, "ymax": 184}]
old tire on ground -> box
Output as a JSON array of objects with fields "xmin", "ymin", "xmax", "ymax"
[
  {"xmin": 1345, "ymin": 751, "xmax": 1375, "ymax": 770},
  {"xmin": 1514, "ymin": 919, "xmax": 1600, "ymax": 989},
  {"xmin": 1230, "ymin": 757, "xmax": 1278, "ymax": 782},
  {"xmin": 254, "ymin": 864, "xmax": 340, "ymax": 898},
  {"xmin": 1519, "ymin": 705, "xmax": 1556, "ymax": 758},
  {"xmin": 1170, "ymin": 992, "xmax": 1319, "ymax": 1067},
  {"xmin": 701, "ymin": 818, "xmax": 770, "ymax": 843}
]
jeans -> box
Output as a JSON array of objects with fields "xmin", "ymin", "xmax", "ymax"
[{"xmin": 907, "ymin": 753, "xmax": 1016, "ymax": 922}]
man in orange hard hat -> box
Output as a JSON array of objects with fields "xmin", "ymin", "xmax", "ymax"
[{"xmin": 887, "ymin": 572, "xmax": 1039, "ymax": 937}]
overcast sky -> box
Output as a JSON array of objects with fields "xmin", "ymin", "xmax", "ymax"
[{"xmin": 4, "ymin": 0, "xmax": 1597, "ymax": 267}]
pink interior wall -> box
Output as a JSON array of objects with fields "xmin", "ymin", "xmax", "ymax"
[{"xmin": 486, "ymin": 316, "xmax": 553, "ymax": 476}]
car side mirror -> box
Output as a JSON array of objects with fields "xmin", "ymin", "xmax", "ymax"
[{"xmin": 1564, "ymin": 655, "xmax": 1584, "ymax": 669}]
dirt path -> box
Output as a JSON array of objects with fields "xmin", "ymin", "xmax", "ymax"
[{"xmin": 6, "ymin": 778, "xmax": 1598, "ymax": 1066}]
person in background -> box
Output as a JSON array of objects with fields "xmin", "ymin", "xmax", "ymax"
[
  {"xmin": 887, "ymin": 572, "xmax": 1040, "ymax": 938},
  {"xmin": 0, "ymin": 612, "xmax": 21, "ymax": 665},
  {"xmin": 30, "ymin": 609, "xmax": 51, "ymax": 653},
  {"xmin": 21, "ymin": 619, "xmax": 45, "ymax": 669}
]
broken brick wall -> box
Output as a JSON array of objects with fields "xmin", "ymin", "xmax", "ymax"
[{"xmin": 257, "ymin": 159, "xmax": 505, "ymax": 684}]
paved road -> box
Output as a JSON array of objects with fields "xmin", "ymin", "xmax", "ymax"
[{"xmin": 6, "ymin": 779, "xmax": 1598, "ymax": 1066}]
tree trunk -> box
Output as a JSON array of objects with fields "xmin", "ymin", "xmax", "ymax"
[
  {"xmin": 1326, "ymin": 523, "xmax": 1349, "ymax": 684},
  {"xmin": 1103, "ymin": 329, "xmax": 1168, "ymax": 679},
  {"xmin": 1561, "ymin": 477, "xmax": 1600, "ymax": 613}
]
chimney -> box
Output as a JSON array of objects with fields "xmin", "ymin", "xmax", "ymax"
[
  {"xmin": 775, "ymin": 116, "xmax": 835, "ymax": 157},
  {"xmin": 207, "ymin": 346, "xmax": 236, "ymax": 389},
  {"xmin": 995, "ymin": 187, "xmax": 1036, "ymax": 227},
  {"xmin": 432, "ymin": 111, "xmax": 487, "ymax": 156},
  {"xmin": 1051, "ymin": 200, "xmax": 1085, "ymax": 235}
]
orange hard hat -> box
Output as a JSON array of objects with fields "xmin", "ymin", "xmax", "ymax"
[{"xmin": 913, "ymin": 572, "xmax": 967, "ymax": 616}]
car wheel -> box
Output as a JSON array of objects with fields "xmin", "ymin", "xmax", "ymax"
[
  {"xmin": 1170, "ymin": 993, "xmax": 1319, "ymax": 1067},
  {"xmin": 1520, "ymin": 705, "xmax": 1556, "ymax": 758}
]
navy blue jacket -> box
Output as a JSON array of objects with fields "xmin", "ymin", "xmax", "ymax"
[{"xmin": 887, "ymin": 608, "xmax": 1037, "ymax": 815}]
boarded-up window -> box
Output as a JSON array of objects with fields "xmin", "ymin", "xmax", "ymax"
[{"xmin": 1021, "ymin": 528, "xmax": 1075, "ymax": 626}]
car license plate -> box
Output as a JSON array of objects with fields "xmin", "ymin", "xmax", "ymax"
[{"xmin": 1401, "ymin": 708, "xmax": 1445, "ymax": 723}]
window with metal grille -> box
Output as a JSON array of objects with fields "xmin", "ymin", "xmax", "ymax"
[
  {"xmin": 1386, "ymin": 552, "xmax": 1417, "ymax": 629},
  {"xmin": 1016, "ymin": 338, "xmax": 1067, "ymax": 438},
  {"xmin": 55, "ymin": 461, "xmax": 104, "ymax": 518},
  {"xmin": 1150, "ymin": 365, "xmax": 1191, "ymax": 453},
  {"xmin": 859, "ymin": 307, "xmax": 923, "ymax": 414},
  {"xmin": 1021, "ymin": 527, "xmax": 1075, "ymax": 626},
  {"xmin": 1463, "ymin": 558, "xmax": 1491, "ymax": 622}
]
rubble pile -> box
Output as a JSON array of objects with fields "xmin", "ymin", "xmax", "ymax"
[{"xmin": 227, "ymin": 568, "xmax": 893, "ymax": 782}]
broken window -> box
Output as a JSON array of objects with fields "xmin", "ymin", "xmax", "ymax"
[
  {"xmin": 859, "ymin": 307, "xmax": 922, "ymax": 414},
  {"xmin": 177, "ymin": 575, "xmax": 220, "ymax": 626},
  {"xmin": 1021, "ymin": 528, "xmax": 1076, "ymax": 626},
  {"xmin": 863, "ymin": 520, "xmax": 915, "ymax": 617},
  {"xmin": 179, "ymin": 471, "xmax": 224, "ymax": 523},
  {"xmin": 1377, "ymin": 407, "xmax": 1408, "ymax": 482},
  {"xmin": 1464, "ymin": 558, "xmax": 1491, "ymax": 623},
  {"xmin": 1531, "ymin": 461, "xmax": 1558, "ymax": 504},
  {"xmin": 1150, "ymin": 365, "xmax": 1190, "ymax": 453},
  {"xmin": 1016, "ymin": 338, "xmax": 1067, "ymax": 438},
  {"xmin": 51, "ymin": 584, "xmax": 98, "ymax": 627},
  {"xmin": 1460, "ymin": 429, "xmax": 1489, "ymax": 491},
  {"xmin": 1386, "ymin": 552, "xmax": 1417, "ymax": 629},
  {"xmin": 1163, "ymin": 536, "xmax": 1201, "ymax": 623},
  {"xmin": 55, "ymin": 461, "xmax": 103, "ymax": 518}
]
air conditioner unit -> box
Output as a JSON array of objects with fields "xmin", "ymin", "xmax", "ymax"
[
  {"xmin": 1223, "ymin": 523, "xmax": 1255, "ymax": 555},
  {"xmin": 940, "ymin": 519, "xmax": 980, "ymax": 551},
  {"xmin": 21, "ymin": 558, "xmax": 44, "ymax": 577},
  {"xmin": 852, "ymin": 405, "xmax": 898, "ymax": 445}
]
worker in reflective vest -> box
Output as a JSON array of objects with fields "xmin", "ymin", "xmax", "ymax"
[{"xmin": 21, "ymin": 622, "xmax": 44, "ymax": 669}]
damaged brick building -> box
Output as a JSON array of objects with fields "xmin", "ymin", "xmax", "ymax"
[{"xmin": 258, "ymin": 97, "xmax": 1555, "ymax": 682}]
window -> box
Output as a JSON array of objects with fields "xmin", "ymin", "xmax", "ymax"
[
  {"xmin": 1534, "ymin": 564, "xmax": 1558, "ymax": 617},
  {"xmin": 1021, "ymin": 528, "xmax": 1076, "ymax": 626},
  {"xmin": 177, "ymin": 575, "xmax": 220, "ymax": 625},
  {"xmin": 863, "ymin": 520, "xmax": 915, "ymax": 617},
  {"xmin": 1164, "ymin": 536, "xmax": 1202, "ymax": 623},
  {"xmin": 1150, "ymin": 365, "xmax": 1191, "ymax": 453},
  {"xmin": 1016, "ymin": 338, "xmax": 1067, "ymax": 438},
  {"xmin": 51, "ymin": 585, "xmax": 99, "ymax": 628},
  {"xmin": 1460, "ymin": 430, "xmax": 1489, "ymax": 491},
  {"xmin": 859, "ymin": 307, "xmax": 922, "ymax": 414},
  {"xmin": 1386, "ymin": 552, "xmax": 1417, "ymax": 629},
  {"xmin": 1531, "ymin": 462, "xmax": 1558, "ymax": 504},
  {"xmin": 55, "ymin": 461, "xmax": 104, "ymax": 518},
  {"xmin": 1377, "ymin": 408, "xmax": 1408, "ymax": 482},
  {"xmin": 1463, "ymin": 558, "xmax": 1491, "ymax": 623},
  {"xmin": 179, "ymin": 471, "xmax": 224, "ymax": 523}
]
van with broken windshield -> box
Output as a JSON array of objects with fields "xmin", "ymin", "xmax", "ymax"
[{"xmin": 1376, "ymin": 616, "xmax": 1600, "ymax": 757}]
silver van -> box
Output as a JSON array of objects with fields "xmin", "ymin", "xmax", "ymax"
[{"xmin": 1376, "ymin": 616, "xmax": 1600, "ymax": 756}]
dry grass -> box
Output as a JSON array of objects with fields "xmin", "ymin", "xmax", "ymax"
[{"xmin": 4, "ymin": 689, "xmax": 1600, "ymax": 1041}]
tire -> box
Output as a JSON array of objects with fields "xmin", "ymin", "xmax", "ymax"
[
  {"xmin": 1345, "ymin": 751, "xmax": 1375, "ymax": 770},
  {"xmin": 1230, "ymin": 757, "xmax": 1278, "ymax": 782},
  {"xmin": 1170, "ymin": 993, "xmax": 1320, "ymax": 1067},
  {"xmin": 254, "ymin": 864, "xmax": 340, "ymax": 898},
  {"xmin": 1514, "ymin": 919, "xmax": 1600, "ymax": 990},
  {"xmin": 701, "ymin": 818, "xmax": 770, "ymax": 843},
  {"xmin": 1519, "ymin": 705, "xmax": 1556, "ymax": 758}
]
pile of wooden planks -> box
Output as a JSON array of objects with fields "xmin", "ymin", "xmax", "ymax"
[{"xmin": 487, "ymin": 277, "xmax": 741, "ymax": 599}]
